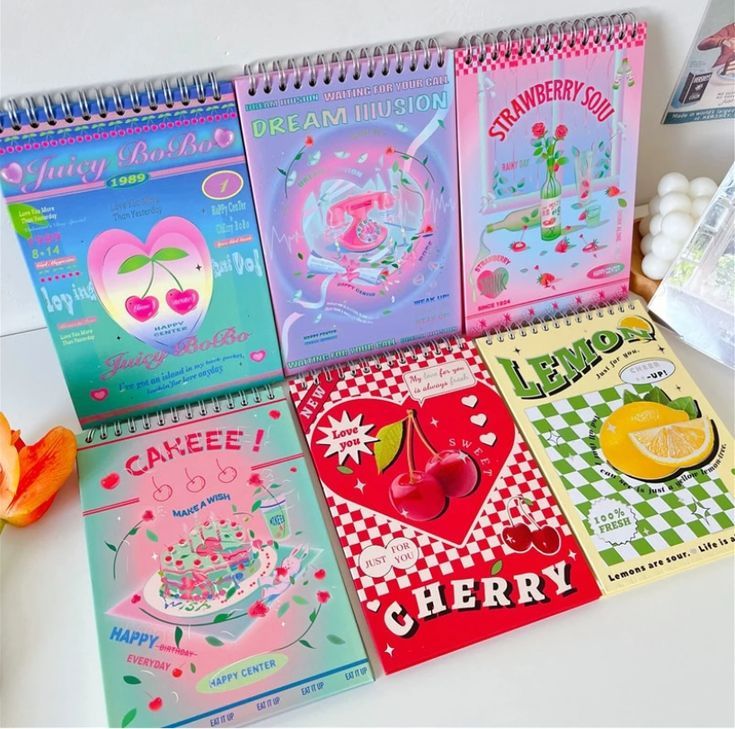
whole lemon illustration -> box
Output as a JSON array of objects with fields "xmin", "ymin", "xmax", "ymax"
[{"xmin": 599, "ymin": 401, "xmax": 689, "ymax": 480}]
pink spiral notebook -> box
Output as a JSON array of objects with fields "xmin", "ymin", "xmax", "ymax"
[{"xmin": 455, "ymin": 16, "xmax": 647, "ymax": 335}]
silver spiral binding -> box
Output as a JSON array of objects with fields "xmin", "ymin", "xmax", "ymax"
[
  {"xmin": 460, "ymin": 12, "xmax": 638, "ymax": 64},
  {"xmin": 82, "ymin": 384, "xmax": 276, "ymax": 445},
  {"xmin": 1, "ymin": 71, "xmax": 223, "ymax": 134},
  {"xmin": 243, "ymin": 37, "xmax": 446, "ymax": 96},
  {"xmin": 489, "ymin": 300, "xmax": 637, "ymax": 344}
]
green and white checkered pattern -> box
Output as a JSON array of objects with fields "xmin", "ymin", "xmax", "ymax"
[{"xmin": 526, "ymin": 384, "xmax": 735, "ymax": 566}]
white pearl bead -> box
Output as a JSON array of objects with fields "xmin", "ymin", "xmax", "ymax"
[
  {"xmin": 652, "ymin": 233, "xmax": 682, "ymax": 261},
  {"xmin": 659, "ymin": 192, "xmax": 692, "ymax": 217},
  {"xmin": 638, "ymin": 217, "xmax": 651, "ymax": 236},
  {"xmin": 657, "ymin": 172, "xmax": 689, "ymax": 197},
  {"xmin": 649, "ymin": 195, "xmax": 661, "ymax": 215},
  {"xmin": 649, "ymin": 213, "xmax": 663, "ymax": 235},
  {"xmin": 640, "ymin": 233, "xmax": 654, "ymax": 255},
  {"xmin": 688, "ymin": 177, "xmax": 717, "ymax": 199},
  {"xmin": 661, "ymin": 211, "xmax": 695, "ymax": 242},
  {"xmin": 691, "ymin": 196, "xmax": 711, "ymax": 218},
  {"xmin": 642, "ymin": 253, "xmax": 671, "ymax": 281}
]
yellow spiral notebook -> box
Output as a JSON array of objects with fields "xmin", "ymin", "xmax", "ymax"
[{"xmin": 476, "ymin": 299, "xmax": 734, "ymax": 594}]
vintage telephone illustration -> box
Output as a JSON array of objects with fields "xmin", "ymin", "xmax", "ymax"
[{"xmin": 326, "ymin": 192, "xmax": 395, "ymax": 252}]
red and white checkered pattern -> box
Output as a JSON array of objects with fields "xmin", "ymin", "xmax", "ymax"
[
  {"xmin": 454, "ymin": 25, "xmax": 647, "ymax": 76},
  {"xmin": 288, "ymin": 338, "xmax": 572, "ymax": 605}
]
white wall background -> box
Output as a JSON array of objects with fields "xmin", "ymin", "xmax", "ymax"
[{"xmin": 1, "ymin": 0, "xmax": 732, "ymax": 336}]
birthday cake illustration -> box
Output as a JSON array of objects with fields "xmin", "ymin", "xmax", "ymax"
[{"xmin": 160, "ymin": 519, "xmax": 261, "ymax": 603}]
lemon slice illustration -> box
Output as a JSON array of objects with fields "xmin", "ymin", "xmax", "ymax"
[{"xmin": 628, "ymin": 417, "xmax": 714, "ymax": 469}]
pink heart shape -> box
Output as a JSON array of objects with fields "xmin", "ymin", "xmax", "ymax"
[
  {"xmin": 88, "ymin": 217, "xmax": 213, "ymax": 353},
  {"xmin": 250, "ymin": 350, "xmax": 266, "ymax": 362},
  {"xmin": 90, "ymin": 388, "xmax": 109, "ymax": 401},
  {"xmin": 166, "ymin": 288, "xmax": 199, "ymax": 315},
  {"xmin": 213, "ymin": 128, "xmax": 235, "ymax": 149},
  {"xmin": 0, "ymin": 162, "xmax": 23, "ymax": 185},
  {"xmin": 477, "ymin": 268, "xmax": 509, "ymax": 299},
  {"xmin": 125, "ymin": 295, "xmax": 159, "ymax": 322}
]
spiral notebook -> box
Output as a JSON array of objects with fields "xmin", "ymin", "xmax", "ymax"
[
  {"xmin": 0, "ymin": 77, "xmax": 282, "ymax": 427},
  {"xmin": 76, "ymin": 382, "xmax": 372, "ymax": 728},
  {"xmin": 234, "ymin": 41, "xmax": 462, "ymax": 375},
  {"xmin": 288, "ymin": 336, "xmax": 600, "ymax": 673},
  {"xmin": 455, "ymin": 15, "xmax": 647, "ymax": 335},
  {"xmin": 476, "ymin": 299, "xmax": 735, "ymax": 595}
]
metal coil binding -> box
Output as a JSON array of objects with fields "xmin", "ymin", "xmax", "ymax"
[
  {"xmin": 243, "ymin": 37, "xmax": 445, "ymax": 96},
  {"xmin": 460, "ymin": 12, "xmax": 637, "ymax": 64},
  {"xmin": 1, "ymin": 72, "xmax": 224, "ymax": 134},
  {"xmin": 486, "ymin": 299, "xmax": 636, "ymax": 344},
  {"xmin": 82, "ymin": 384, "xmax": 276, "ymax": 444}
]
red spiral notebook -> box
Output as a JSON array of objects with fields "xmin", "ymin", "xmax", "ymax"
[{"xmin": 288, "ymin": 337, "xmax": 600, "ymax": 673}]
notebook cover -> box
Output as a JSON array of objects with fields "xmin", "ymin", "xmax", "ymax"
[
  {"xmin": 455, "ymin": 23, "xmax": 647, "ymax": 335},
  {"xmin": 76, "ymin": 383, "xmax": 372, "ymax": 727},
  {"xmin": 234, "ymin": 52, "xmax": 462, "ymax": 374},
  {"xmin": 0, "ymin": 81, "xmax": 282, "ymax": 427},
  {"xmin": 476, "ymin": 300, "xmax": 735, "ymax": 595},
  {"xmin": 289, "ymin": 337, "xmax": 600, "ymax": 673}
]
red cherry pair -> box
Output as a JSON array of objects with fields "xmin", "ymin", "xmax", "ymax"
[
  {"xmin": 502, "ymin": 495, "xmax": 561, "ymax": 555},
  {"xmin": 387, "ymin": 410, "xmax": 480, "ymax": 523}
]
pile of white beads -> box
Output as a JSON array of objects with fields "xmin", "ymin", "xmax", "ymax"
[{"xmin": 638, "ymin": 172, "xmax": 718, "ymax": 280}]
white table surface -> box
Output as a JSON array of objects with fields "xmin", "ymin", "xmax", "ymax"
[{"xmin": 0, "ymin": 313, "xmax": 733, "ymax": 728}]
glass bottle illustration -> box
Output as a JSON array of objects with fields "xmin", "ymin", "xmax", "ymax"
[{"xmin": 531, "ymin": 122, "xmax": 568, "ymax": 242}]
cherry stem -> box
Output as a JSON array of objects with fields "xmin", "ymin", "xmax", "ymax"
[
  {"xmin": 141, "ymin": 263, "xmax": 156, "ymax": 298},
  {"xmin": 406, "ymin": 415, "xmax": 415, "ymax": 481},
  {"xmin": 154, "ymin": 261, "xmax": 184, "ymax": 291},
  {"xmin": 407, "ymin": 410, "xmax": 438, "ymax": 457},
  {"xmin": 112, "ymin": 519, "xmax": 143, "ymax": 580},
  {"xmin": 514, "ymin": 495, "xmax": 539, "ymax": 527}
]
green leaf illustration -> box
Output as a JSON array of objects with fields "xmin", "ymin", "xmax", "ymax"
[
  {"xmin": 272, "ymin": 541, "xmax": 279, "ymax": 551},
  {"xmin": 309, "ymin": 609, "xmax": 317, "ymax": 623},
  {"xmin": 123, "ymin": 675, "xmax": 141, "ymax": 685},
  {"xmin": 146, "ymin": 529, "xmax": 158, "ymax": 542},
  {"xmin": 292, "ymin": 595, "xmax": 308, "ymax": 605},
  {"xmin": 491, "ymin": 560, "xmax": 503, "ymax": 576},
  {"xmin": 277, "ymin": 167, "xmax": 287, "ymax": 176},
  {"xmin": 174, "ymin": 626, "xmax": 183, "ymax": 648},
  {"xmin": 327, "ymin": 634, "xmax": 345, "ymax": 645},
  {"xmin": 213, "ymin": 612, "xmax": 232, "ymax": 623},
  {"xmin": 251, "ymin": 500, "xmax": 262, "ymax": 512},
  {"xmin": 277, "ymin": 602, "xmax": 290, "ymax": 617},
  {"xmin": 121, "ymin": 708, "xmax": 137, "ymax": 728},
  {"xmin": 618, "ymin": 198, "xmax": 628, "ymax": 207},
  {"xmin": 206, "ymin": 636, "xmax": 224, "ymax": 647},
  {"xmin": 118, "ymin": 255, "xmax": 150, "ymax": 274},
  {"xmin": 128, "ymin": 527, "xmax": 138, "ymax": 536},
  {"xmin": 105, "ymin": 541, "xmax": 117, "ymax": 552},
  {"xmin": 643, "ymin": 387, "xmax": 670, "ymax": 405},
  {"xmin": 337, "ymin": 465, "xmax": 353, "ymax": 475},
  {"xmin": 225, "ymin": 585, "xmax": 237, "ymax": 600},
  {"xmin": 557, "ymin": 156, "xmax": 569, "ymax": 165},
  {"xmin": 437, "ymin": 119, "xmax": 445, "ymax": 128},
  {"xmin": 152, "ymin": 247, "xmax": 188, "ymax": 261},
  {"xmin": 374, "ymin": 420, "xmax": 405, "ymax": 473},
  {"xmin": 669, "ymin": 396, "xmax": 698, "ymax": 419},
  {"xmin": 190, "ymin": 663, "xmax": 197, "ymax": 674},
  {"xmin": 7, "ymin": 203, "xmax": 48, "ymax": 240},
  {"xmin": 299, "ymin": 639, "xmax": 315, "ymax": 649},
  {"xmin": 623, "ymin": 390, "xmax": 642, "ymax": 404}
]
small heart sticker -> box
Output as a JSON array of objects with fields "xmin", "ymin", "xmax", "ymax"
[
  {"xmin": 365, "ymin": 599, "xmax": 380, "ymax": 613},
  {"xmin": 470, "ymin": 413, "xmax": 488, "ymax": 427},
  {"xmin": 0, "ymin": 162, "xmax": 23, "ymax": 185},
  {"xmin": 461, "ymin": 395, "xmax": 478, "ymax": 408},
  {"xmin": 479, "ymin": 432, "xmax": 497, "ymax": 446},
  {"xmin": 213, "ymin": 128, "xmax": 235, "ymax": 148},
  {"xmin": 90, "ymin": 388, "xmax": 109, "ymax": 401},
  {"xmin": 250, "ymin": 350, "xmax": 266, "ymax": 363},
  {"xmin": 268, "ymin": 409, "xmax": 282, "ymax": 420}
]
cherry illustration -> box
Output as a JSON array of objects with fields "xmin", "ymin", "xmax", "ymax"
[
  {"xmin": 426, "ymin": 449, "xmax": 479, "ymax": 498},
  {"xmin": 171, "ymin": 667, "xmax": 183, "ymax": 678},
  {"xmin": 148, "ymin": 697, "xmax": 163, "ymax": 712},
  {"xmin": 100, "ymin": 473, "xmax": 120, "ymax": 490},
  {"xmin": 216, "ymin": 459, "xmax": 237, "ymax": 483},
  {"xmin": 388, "ymin": 409, "xmax": 446, "ymax": 521},
  {"xmin": 509, "ymin": 225, "xmax": 528, "ymax": 253},
  {"xmin": 389, "ymin": 471, "xmax": 446, "ymax": 522},
  {"xmin": 532, "ymin": 524, "xmax": 561, "ymax": 555},
  {"xmin": 166, "ymin": 288, "xmax": 199, "ymax": 315},
  {"xmin": 185, "ymin": 467, "xmax": 206, "ymax": 493},
  {"xmin": 125, "ymin": 295, "xmax": 159, "ymax": 322},
  {"xmin": 151, "ymin": 476, "xmax": 173, "ymax": 502},
  {"xmin": 502, "ymin": 522, "xmax": 532, "ymax": 552}
]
